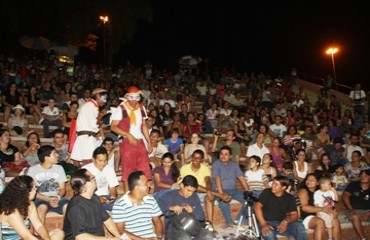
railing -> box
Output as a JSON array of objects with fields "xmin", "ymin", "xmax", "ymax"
[{"xmin": 297, "ymin": 72, "xmax": 354, "ymax": 94}]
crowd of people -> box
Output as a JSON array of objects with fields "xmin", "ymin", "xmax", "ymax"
[{"xmin": 0, "ymin": 52, "xmax": 369, "ymax": 239}]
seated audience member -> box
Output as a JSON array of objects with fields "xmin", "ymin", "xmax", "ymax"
[
  {"xmin": 52, "ymin": 129, "xmax": 77, "ymax": 176},
  {"xmin": 269, "ymin": 115, "xmax": 287, "ymax": 138},
  {"xmin": 0, "ymin": 128, "xmax": 29, "ymax": 177},
  {"xmin": 344, "ymin": 151, "xmax": 369, "ymax": 181},
  {"xmin": 153, "ymin": 152, "xmax": 180, "ymax": 199},
  {"xmin": 293, "ymin": 149, "xmax": 312, "ymax": 184},
  {"xmin": 332, "ymin": 164, "xmax": 348, "ymax": 191},
  {"xmin": 157, "ymin": 175, "xmax": 214, "ymax": 240},
  {"xmin": 269, "ymin": 137, "xmax": 290, "ymax": 172},
  {"xmin": 314, "ymin": 177, "xmax": 339, "ymax": 240},
  {"xmin": 298, "ymin": 173, "xmax": 341, "ymax": 240},
  {"xmin": 179, "ymin": 149, "xmax": 220, "ymax": 231},
  {"xmin": 149, "ymin": 129, "xmax": 169, "ymax": 167},
  {"xmin": 212, "ymin": 146, "xmax": 249, "ymax": 228},
  {"xmin": 82, "ymin": 147, "xmax": 118, "ymax": 211},
  {"xmin": 254, "ymin": 176, "xmax": 308, "ymax": 240},
  {"xmin": 102, "ymin": 137, "xmax": 120, "ymax": 172},
  {"xmin": 40, "ymin": 98, "xmax": 63, "ymax": 138},
  {"xmin": 211, "ymin": 129, "xmax": 241, "ymax": 164},
  {"xmin": 22, "ymin": 132, "xmax": 41, "ymax": 166},
  {"xmin": 344, "ymin": 133, "xmax": 365, "ymax": 162},
  {"xmin": 183, "ymin": 112, "xmax": 203, "ymax": 141},
  {"xmin": 260, "ymin": 153, "xmax": 278, "ymax": 183},
  {"xmin": 164, "ymin": 129, "xmax": 184, "ymax": 165},
  {"xmin": 246, "ymin": 132, "xmax": 270, "ymax": 162},
  {"xmin": 245, "ymin": 155, "xmax": 269, "ymax": 199},
  {"xmin": 183, "ymin": 132, "xmax": 209, "ymax": 164},
  {"xmin": 342, "ymin": 169, "xmax": 370, "ymax": 240},
  {"xmin": 279, "ymin": 162, "xmax": 296, "ymax": 187},
  {"xmin": 8, "ymin": 104, "xmax": 28, "ymax": 136},
  {"xmin": 26, "ymin": 145, "xmax": 69, "ymax": 223},
  {"xmin": 112, "ymin": 171, "xmax": 163, "ymax": 239},
  {"xmin": 324, "ymin": 137, "xmax": 348, "ymax": 167},
  {"xmin": 315, "ymin": 153, "xmax": 334, "ymax": 179},
  {"xmin": 63, "ymin": 169, "xmax": 122, "ymax": 240},
  {"xmin": 0, "ymin": 176, "xmax": 64, "ymax": 239}
]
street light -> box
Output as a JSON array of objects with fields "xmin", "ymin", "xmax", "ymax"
[
  {"xmin": 99, "ymin": 16, "xmax": 109, "ymax": 68},
  {"xmin": 326, "ymin": 47, "xmax": 338, "ymax": 88}
]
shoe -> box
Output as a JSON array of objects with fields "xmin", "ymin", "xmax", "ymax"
[
  {"xmin": 39, "ymin": 118, "xmax": 44, "ymax": 124},
  {"xmin": 204, "ymin": 221, "xmax": 218, "ymax": 235}
]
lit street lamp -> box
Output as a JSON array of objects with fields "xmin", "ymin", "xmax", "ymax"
[
  {"xmin": 326, "ymin": 47, "xmax": 338, "ymax": 88},
  {"xmin": 100, "ymin": 16, "xmax": 109, "ymax": 68}
]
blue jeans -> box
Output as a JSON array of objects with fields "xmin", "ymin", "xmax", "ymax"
[
  {"xmin": 259, "ymin": 220, "xmax": 308, "ymax": 240},
  {"xmin": 216, "ymin": 188, "xmax": 247, "ymax": 226}
]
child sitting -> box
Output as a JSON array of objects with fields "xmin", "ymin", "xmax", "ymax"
[
  {"xmin": 245, "ymin": 155, "xmax": 269, "ymax": 199},
  {"xmin": 331, "ymin": 164, "xmax": 348, "ymax": 192},
  {"xmin": 279, "ymin": 162, "xmax": 296, "ymax": 192},
  {"xmin": 314, "ymin": 177, "xmax": 339, "ymax": 240},
  {"xmin": 164, "ymin": 129, "xmax": 184, "ymax": 166}
]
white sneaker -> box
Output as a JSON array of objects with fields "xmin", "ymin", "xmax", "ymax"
[{"xmin": 39, "ymin": 118, "xmax": 44, "ymax": 124}]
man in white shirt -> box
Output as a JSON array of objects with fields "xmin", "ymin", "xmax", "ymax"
[
  {"xmin": 41, "ymin": 98, "xmax": 63, "ymax": 138},
  {"xmin": 83, "ymin": 146, "xmax": 118, "ymax": 211},
  {"xmin": 148, "ymin": 129, "xmax": 168, "ymax": 167},
  {"xmin": 246, "ymin": 133, "xmax": 270, "ymax": 162},
  {"xmin": 349, "ymin": 83, "xmax": 366, "ymax": 120},
  {"xmin": 270, "ymin": 115, "xmax": 287, "ymax": 138}
]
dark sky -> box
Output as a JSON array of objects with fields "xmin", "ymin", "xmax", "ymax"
[{"xmin": 118, "ymin": 1, "xmax": 370, "ymax": 89}]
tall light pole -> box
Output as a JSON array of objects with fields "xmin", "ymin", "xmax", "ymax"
[
  {"xmin": 100, "ymin": 15, "xmax": 109, "ymax": 68},
  {"xmin": 326, "ymin": 47, "xmax": 338, "ymax": 88}
]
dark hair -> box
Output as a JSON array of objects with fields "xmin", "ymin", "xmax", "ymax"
[
  {"xmin": 300, "ymin": 173, "xmax": 320, "ymax": 191},
  {"xmin": 161, "ymin": 152, "xmax": 180, "ymax": 182},
  {"xmin": 282, "ymin": 162, "xmax": 294, "ymax": 170},
  {"xmin": 250, "ymin": 155, "xmax": 261, "ymax": 164},
  {"xmin": 70, "ymin": 169, "xmax": 90, "ymax": 195},
  {"xmin": 102, "ymin": 137, "xmax": 114, "ymax": 145},
  {"xmin": 37, "ymin": 145, "xmax": 55, "ymax": 163},
  {"xmin": 192, "ymin": 149, "xmax": 205, "ymax": 159},
  {"xmin": 0, "ymin": 128, "xmax": 10, "ymax": 137},
  {"xmin": 69, "ymin": 101, "xmax": 79, "ymax": 107},
  {"xmin": 273, "ymin": 175, "xmax": 291, "ymax": 188},
  {"xmin": 220, "ymin": 145, "xmax": 232, "ymax": 155},
  {"xmin": 128, "ymin": 171, "xmax": 145, "ymax": 191},
  {"xmin": 52, "ymin": 129, "xmax": 64, "ymax": 137},
  {"xmin": 93, "ymin": 146, "xmax": 108, "ymax": 159},
  {"xmin": 25, "ymin": 132, "xmax": 41, "ymax": 147},
  {"xmin": 150, "ymin": 129, "xmax": 161, "ymax": 136},
  {"xmin": 0, "ymin": 175, "xmax": 34, "ymax": 217},
  {"xmin": 181, "ymin": 175, "xmax": 198, "ymax": 188}
]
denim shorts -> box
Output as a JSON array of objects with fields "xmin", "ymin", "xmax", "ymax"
[{"xmin": 34, "ymin": 197, "xmax": 69, "ymax": 215}]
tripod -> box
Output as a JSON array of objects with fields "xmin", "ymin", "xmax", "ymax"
[{"xmin": 235, "ymin": 198, "xmax": 260, "ymax": 239}]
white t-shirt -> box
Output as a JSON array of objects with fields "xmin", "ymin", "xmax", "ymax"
[
  {"xmin": 246, "ymin": 143, "xmax": 270, "ymax": 159},
  {"xmin": 314, "ymin": 189, "xmax": 336, "ymax": 207},
  {"xmin": 346, "ymin": 145, "xmax": 365, "ymax": 161},
  {"xmin": 83, "ymin": 163, "xmax": 119, "ymax": 196},
  {"xmin": 349, "ymin": 90, "xmax": 366, "ymax": 105},
  {"xmin": 149, "ymin": 142, "xmax": 168, "ymax": 158},
  {"xmin": 42, "ymin": 106, "xmax": 61, "ymax": 117},
  {"xmin": 245, "ymin": 169, "xmax": 268, "ymax": 190},
  {"xmin": 270, "ymin": 124, "xmax": 287, "ymax": 138},
  {"xmin": 27, "ymin": 164, "xmax": 67, "ymax": 197}
]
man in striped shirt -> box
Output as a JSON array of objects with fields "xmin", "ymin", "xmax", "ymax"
[{"xmin": 112, "ymin": 171, "xmax": 163, "ymax": 239}]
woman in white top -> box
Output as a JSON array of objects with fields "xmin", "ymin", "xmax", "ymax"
[
  {"xmin": 183, "ymin": 132, "xmax": 209, "ymax": 164},
  {"xmin": 8, "ymin": 104, "xmax": 29, "ymax": 136},
  {"xmin": 293, "ymin": 149, "xmax": 312, "ymax": 184}
]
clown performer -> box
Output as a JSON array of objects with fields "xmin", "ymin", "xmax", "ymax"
[
  {"xmin": 70, "ymin": 88, "xmax": 108, "ymax": 165},
  {"xmin": 111, "ymin": 86, "xmax": 152, "ymax": 192}
]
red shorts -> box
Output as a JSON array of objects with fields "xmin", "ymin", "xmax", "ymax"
[{"xmin": 120, "ymin": 139, "xmax": 151, "ymax": 181}]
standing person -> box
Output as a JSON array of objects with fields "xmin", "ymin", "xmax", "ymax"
[
  {"xmin": 26, "ymin": 145, "xmax": 69, "ymax": 223},
  {"xmin": 82, "ymin": 147, "xmax": 118, "ymax": 211},
  {"xmin": 63, "ymin": 169, "xmax": 122, "ymax": 240},
  {"xmin": 70, "ymin": 88, "xmax": 107, "ymax": 165},
  {"xmin": 349, "ymin": 83, "xmax": 366, "ymax": 120},
  {"xmin": 254, "ymin": 176, "xmax": 308, "ymax": 240},
  {"xmin": 110, "ymin": 86, "xmax": 152, "ymax": 192},
  {"xmin": 157, "ymin": 175, "xmax": 215, "ymax": 240},
  {"xmin": 342, "ymin": 169, "xmax": 370, "ymax": 240},
  {"xmin": 0, "ymin": 176, "xmax": 64, "ymax": 240},
  {"xmin": 112, "ymin": 171, "xmax": 163, "ymax": 239},
  {"xmin": 212, "ymin": 146, "xmax": 249, "ymax": 228}
]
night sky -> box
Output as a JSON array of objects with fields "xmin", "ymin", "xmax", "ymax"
[
  {"xmin": 119, "ymin": 1, "xmax": 370, "ymax": 89},
  {"xmin": 1, "ymin": 1, "xmax": 369, "ymax": 89}
]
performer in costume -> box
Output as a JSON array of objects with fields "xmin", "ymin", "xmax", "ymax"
[
  {"xmin": 70, "ymin": 88, "xmax": 107, "ymax": 165},
  {"xmin": 111, "ymin": 86, "xmax": 152, "ymax": 192}
]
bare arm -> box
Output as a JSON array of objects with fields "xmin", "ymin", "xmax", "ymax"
[
  {"xmin": 103, "ymin": 218, "xmax": 121, "ymax": 238},
  {"xmin": 28, "ymin": 201, "xmax": 51, "ymax": 240},
  {"xmin": 6, "ymin": 206, "xmax": 40, "ymax": 240},
  {"xmin": 237, "ymin": 176, "xmax": 249, "ymax": 191},
  {"xmin": 342, "ymin": 191, "xmax": 354, "ymax": 210},
  {"xmin": 152, "ymin": 216, "xmax": 164, "ymax": 238}
]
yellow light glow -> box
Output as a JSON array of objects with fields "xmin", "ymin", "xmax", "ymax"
[
  {"xmin": 326, "ymin": 48, "xmax": 338, "ymax": 55},
  {"xmin": 99, "ymin": 16, "xmax": 109, "ymax": 24}
]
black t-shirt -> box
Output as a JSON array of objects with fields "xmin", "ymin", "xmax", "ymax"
[
  {"xmin": 344, "ymin": 181, "xmax": 370, "ymax": 210},
  {"xmin": 63, "ymin": 194, "xmax": 110, "ymax": 240},
  {"xmin": 0, "ymin": 144, "xmax": 19, "ymax": 162},
  {"xmin": 259, "ymin": 188, "xmax": 297, "ymax": 221}
]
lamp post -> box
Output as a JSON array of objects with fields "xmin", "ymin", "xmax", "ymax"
[
  {"xmin": 99, "ymin": 15, "xmax": 109, "ymax": 68},
  {"xmin": 326, "ymin": 47, "xmax": 338, "ymax": 89}
]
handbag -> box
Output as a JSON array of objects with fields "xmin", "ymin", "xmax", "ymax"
[{"xmin": 171, "ymin": 211, "xmax": 202, "ymax": 237}]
